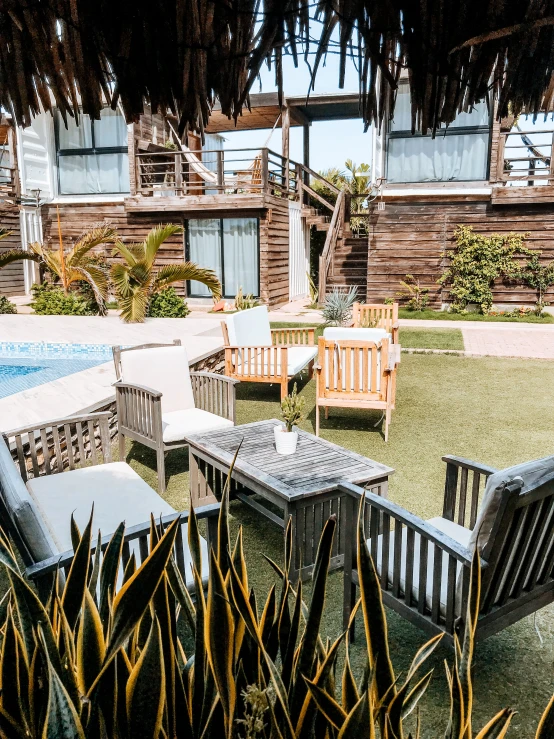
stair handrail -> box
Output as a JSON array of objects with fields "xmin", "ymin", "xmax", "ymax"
[{"xmin": 318, "ymin": 188, "xmax": 346, "ymax": 300}]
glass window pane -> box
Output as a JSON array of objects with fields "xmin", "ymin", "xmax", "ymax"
[
  {"xmin": 94, "ymin": 108, "xmax": 129, "ymax": 147},
  {"xmin": 223, "ymin": 218, "xmax": 258, "ymax": 297},
  {"xmin": 58, "ymin": 153, "xmax": 130, "ymax": 194},
  {"xmin": 56, "ymin": 111, "xmax": 93, "ymax": 149},
  {"xmin": 391, "ymin": 86, "xmax": 489, "ymax": 132},
  {"xmin": 387, "ymin": 132, "xmax": 489, "ymax": 183},
  {"xmin": 188, "ymin": 220, "xmax": 222, "ymax": 296}
]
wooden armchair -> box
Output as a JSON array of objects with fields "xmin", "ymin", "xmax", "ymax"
[
  {"xmin": 0, "ymin": 411, "xmax": 218, "ymax": 598},
  {"xmin": 352, "ymin": 302, "xmax": 399, "ymax": 343},
  {"xmin": 113, "ymin": 341, "xmax": 238, "ymax": 492},
  {"xmin": 222, "ymin": 306, "xmax": 318, "ymax": 399},
  {"xmin": 315, "ymin": 336, "xmax": 398, "ymax": 441},
  {"xmin": 342, "ymin": 453, "xmax": 554, "ymax": 646}
]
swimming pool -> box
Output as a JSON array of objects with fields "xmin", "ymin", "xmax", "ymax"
[{"xmin": 0, "ymin": 343, "xmax": 114, "ymax": 399}]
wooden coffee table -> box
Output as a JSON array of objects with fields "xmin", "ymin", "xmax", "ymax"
[{"xmin": 184, "ymin": 419, "xmax": 394, "ymax": 578}]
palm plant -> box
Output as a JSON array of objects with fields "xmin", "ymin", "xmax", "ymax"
[
  {"xmin": 0, "ymin": 222, "xmax": 117, "ymax": 314},
  {"xmin": 111, "ymin": 224, "xmax": 222, "ymax": 322}
]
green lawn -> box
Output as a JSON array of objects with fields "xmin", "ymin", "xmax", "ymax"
[
  {"xmin": 270, "ymin": 322, "xmax": 465, "ymax": 350},
  {"xmin": 125, "ymin": 353, "xmax": 554, "ymax": 736},
  {"xmin": 399, "ymin": 307, "xmax": 554, "ymax": 323}
]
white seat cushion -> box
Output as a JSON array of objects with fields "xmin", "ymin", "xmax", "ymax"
[
  {"xmin": 373, "ymin": 516, "xmax": 471, "ymax": 614},
  {"xmin": 286, "ymin": 346, "xmax": 318, "ymax": 375},
  {"xmin": 26, "ymin": 462, "xmax": 209, "ymax": 589},
  {"xmin": 225, "ymin": 305, "xmax": 272, "ymax": 347},
  {"xmin": 120, "ymin": 345, "xmax": 195, "ymax": 414},
  {"xmin": 324, "ymin": 327, "xmax": 391, "ymax": 343},
  {"xmin": 26, "ymin": 462, "xmax": 176, "ymax": 553},
  {"xmin": 162, "ymin": 408, "xmax": 233, "ymax": 444},
  {"xmin": 234, "ymin": 346, "xmax": 317, "ymax": 378}
]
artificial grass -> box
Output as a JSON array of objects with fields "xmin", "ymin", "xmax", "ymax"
[
  {"xmin": 125, "ymin": 353, "xmax": 554, "ymax": 736},
  {"xmin": 399, "ymin": 307, "xmax": 554, "ymax": 323},
  {"xmin": 270, "ymin": 322, "xmax": 466, "ymax": 351}
]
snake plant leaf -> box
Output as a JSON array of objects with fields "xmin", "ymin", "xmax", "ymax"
[
  {"xmin": 0, "ymin": 707, "xmax": 28, "ymax": 739},
  {"xmin": 282, "ymin": 577, "xmax": 303, "ymax": 691},
  {"xmin": 446, "ymin": 648, "xmax": 466, "ymax": 739},
  {"xmin": 260, "ymin": 650, "xmax": 296, "ymax": 739},
  {"xmin": 187, "ymin": 504, "xmax": 203, "ymax": 578},
  {"xmin": 400, "ymin": 670, "xmax": 434, "ymax": 720},
  {"xmin": 458, "ymin": 550, "xmax": 481, "ymax": 739},
  {"xmin": 191, "ymin": 568, "xmax": 207, "ymax": 738},
  {"xmin": 218, "ymin": 449, "xmax": 240, "ymax": 578},
  {"xmin": 206, "ymin": 549, "xmax": 236, "ymax": 738},
  {"xmin": 1, "ymin": 607, "xmax": 25, "ymax": 727},
  {"xmin": 41, "ymin": 634, "xmax": 86, "ymax": 739},
  {"xmin": 99, "ymin": 522, "xmax": 125, "ymax": 624},
  {"xmin": 61, "ymin": 510, "xmax": 93, "ymax": 632},
  {"xmin": 122, "ymin": 552, "xmax": 136, "ymax": 585},
  {"xmin": 88, "ymin": 530, "xmax": 102, "ymax": 598},
  {"xmin": 474, "ymin": 708, "xmax": 516, "ymax": 738},
  {"xmin": 303, "ymin": 679, "xmax": 347, "ymax": 730},
  {"xmin": 69, "ymin": 515, "xmax": 81, "ymax": 554},
  {"xmin": 0, "ymin": 531, "xmax": 20, "ymax": 573},
  {"xmin": 356, "ymin": 496, "xmax": 396, "ymax": 713},
  {"xmin": 260, "ymin": 584, "xmax": 276, "ymax": 642},
  {"xmin": 290, "ymin": 515, "xmax": 336, "ymax": 721},
  {"xmin": 338, "ymin": 690, "xmax": 374, "ymax": 739},
  {"xmin": 341, "ymin": 642, "xmax": 359, "ymax": 715},
  {"xmin": 152, "ymin": 576, "xmax": 178, "ymax": 738},
  {"xmin": 536, "ymin": 693, "xmax": 554, "ymax": 738},
  {"xmin": 295, "ymin": 633, "xmax": 345, "ymax": 739},
  {"xmin": 166, "ymin": 554, "xmax": 196, "ymax": 634},
  {"xmin": 101, "ymin": 516, "xmax": 180, "ymax": 672},
  {"xmin": 76, "ymin": 589, "xmax": 105, "ymax": 696},
  {"xmin": 405, "ymin": 633, "xmax": 443, "ymax": 682},
  {"xmin": 126, "ymin": 617, "xmax": 166, "ymax": 739}
]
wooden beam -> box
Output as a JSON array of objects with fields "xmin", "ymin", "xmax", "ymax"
[
  {"xmin": 303, "ymin": 124, "xmax": 310, "ymax": 185},
  {"xmin": 282, "ymin": 106, "xmax": 290, "ymax": 192}
]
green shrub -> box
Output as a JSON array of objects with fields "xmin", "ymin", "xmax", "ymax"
[
  {"xmin": 147, "ymin": 286, "xmax": 190, "ymax": 317},
  {"xmin": 0, "ymin": 486, "xmax": 551, "ymax": 738},
  {"xmin": 30, "ymin": 282, "xmax": 97, "ymax": 316},
  {"xmin": 0, "ymin": 295, "xmax": 17, "ymax": 314}
]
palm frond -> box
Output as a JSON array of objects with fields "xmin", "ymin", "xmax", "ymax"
[
  {"xmin": 0, "ymin": 228, "xmax": 13, "ymax": 242},
  {"xmin": 143, "ymin": 224, "xmax": 183, "ymax": 268},
  {"xmin": 118, "ymin": 289, "xmax": 151, "ymax": 324},
  {"xmin": 110, "ymin": 263, "xmax": 134, "ymax": 299},
  {"xmin": 67, "ymin": 226, "xmax": 118, "ymax": 267},
  {"xmin": 111, "ymin": 241, "xmax": 144, "ymax": 267},
  {"xmin": 68, "ymin": 266, "xmax": 109, "ymax": 311},
  {"xmin": 0, "ymin": 249, "xmax": 40, "ymax": 270},
  {"xmin": 153, "ymin": 263, "xmax": 221, "ymax": 299}
]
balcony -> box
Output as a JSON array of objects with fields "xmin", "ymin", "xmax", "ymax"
[
  {"xmin": 492, "ymin": 129, "xmax": 554, "ymax": 204},
  {"xmin": 125, "ymin": 147, "xmax": 301, "ymax": 213}
]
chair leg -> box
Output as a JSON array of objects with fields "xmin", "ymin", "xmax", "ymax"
[
  {"xmin": 118, "ymin": 431, "xmax": 126, "ymax": 462},
  {"xmin": 156, "ymin": 447, "xmax": 166, "ymax": 493},
  {"xmin": 308, "ymin": 360, "xmax": 314, "ymax": 380},
  {"xmin": 384, "ymin": 406, "xmax": 391, "ymax": 442},
  {"xmin": 325, "ymin": 406, "xmax": 329, "ymax": 420},
  {"xmin": 315, "ymin": 404, "xmax": 320, "ymax": 436}
]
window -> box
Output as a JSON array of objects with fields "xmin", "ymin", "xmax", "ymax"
[
  {"xmin": 386, "ymin": 85, "xmax": 490, "ymax": 183},
  {"xmin": 55, "ymin": 108, "xmax": 130, "ymax": 195},
  {"xmin": 187, "ymin": 218, "xmax": 259, "ymax": 297}
]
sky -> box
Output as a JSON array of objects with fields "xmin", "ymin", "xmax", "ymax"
[{"xmin": 219, "ymin": 53, "xmax": 374, "ymax": 175}]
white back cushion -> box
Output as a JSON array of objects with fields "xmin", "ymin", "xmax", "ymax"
[
  {"xmin": 469, "ymin": 456, "xmax": 554, "ymax": 553},
  {"xmin": 120, "ymin": 345, "xmax": 195, "ymax": 414},
  {"xmin": 225, "ymin": 306, "xmax": 272, "ymax": 347},
  {"xmin": 323, "ymin": 327, "xmax": 390, "ymax": 342}
]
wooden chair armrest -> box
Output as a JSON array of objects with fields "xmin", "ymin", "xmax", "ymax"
[
  {"xmin": 3, "ymin": 410, "xmax": 112, "ymax": 441},
  {"xmin": 271, "ymin": 327, "xmax": 318, "ymax": 346},
  {"xmin": 441, "ymin": 455, "xmax": 498, "ymax": 476},
  {"xmin": 25, "ymin": 504, "xmax": 220, "ymax": 581},
  {"xmin": 113, "ymin": 380, "xmax": 162, "ymax": 399},
  {"xmin": 189, "ymin": 372, "xmax": 238, "ymax": 422}
]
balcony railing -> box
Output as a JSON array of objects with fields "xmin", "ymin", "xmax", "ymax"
[
  {"xmin": 497, "ymin": 129, "xmax": 554, "ymax": 186},
  {"xmin": 135, "ymin": 147, "xmax": 299, "ymax": 199}
]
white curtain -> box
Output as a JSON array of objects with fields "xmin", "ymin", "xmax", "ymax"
[
  {"xmin": 188, "ymin": 220, "xmax": 222, "ymax": 296},
  {"xmin": 93, "ymin": 108, "xmax": 128, "ymax": 147},
  {"xmin": 387, "ymin": 132, "xmax": 489, "ymax": 183},
  {"xmin": 223, "ymin": 218, "xmax": 258, "ymax": 296},
  {"xmin": 391, "ymin": 86, "xmax": 489, "ymax": 132},
  {"xmin": 57, "ymin": 112, "xmax": 93, "ymax": 149},
  {"xmin": 58, "ymin": 153, "xmax": 130, "ymax": 194}
]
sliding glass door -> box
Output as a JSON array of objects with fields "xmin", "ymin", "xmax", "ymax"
[{"xmin": 187, "ymin": 217, "xmax": 259, "ymax": 297}]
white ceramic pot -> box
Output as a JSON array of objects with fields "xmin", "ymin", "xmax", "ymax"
[{"xmin": 274, "ymin": 425, "xmax": 298, "ymax": 455}]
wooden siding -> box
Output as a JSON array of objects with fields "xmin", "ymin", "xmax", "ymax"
[
  {"xmin": 0, "ymin": 206, "xmax": 24, "ymax": 297},
  {"xmin": 43, "ymin": 199, "xmax": 289, "ymax": 306},
  {"xmin": 365, "ymin": 200, "xmax": 554, "ymax": 307}
]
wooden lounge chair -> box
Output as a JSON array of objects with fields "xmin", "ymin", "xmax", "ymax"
[
  {"xmin": 222, "ymin": 306, "xmax": 318, "ymax": 399},
  {"xmin": 0, "ymin": 411, "xmax": 218, "ymax": 597},
  {"xmin": 341, "ymin": 453, "xmax": 554, "ymax": 646},
  {"xmin": 113, "ymin": 341, "xmax": 238, "ymax": 492},
  {"xmin": 315, "ymin": 335, "xmax": 398, "ymax": 441},
  {"xmin": 352, "ymin": 302, "xmax": 399, "ymax": 343}
]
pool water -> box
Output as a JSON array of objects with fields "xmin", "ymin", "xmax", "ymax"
[{"xmin": 0, "ymin": 343, "xmax": 113, "ymax": 399}]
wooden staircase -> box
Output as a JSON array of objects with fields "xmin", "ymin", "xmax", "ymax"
[
  {"xmin": 326, "ymin": 235, "xmax": 368, "ymax": 291},
  {"xmin": 301, "ymin": 206, "xmax": 330, "ymax": 231}
]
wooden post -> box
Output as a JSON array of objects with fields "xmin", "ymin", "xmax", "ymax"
[
  {"xmin": 282, "ymin": 106, "xmax": 290, "ymax": 193},
  {"xmin": 303, "ymin": 124, "xmax": 310, "ymax": 186},
  {"xmin": 549, "ymin": 131, "xmax": 554, "ymax": 185},
  {"xmin": 175, "ymin": 152, "xmax": 183, "ymax": 194},
  {"xmin": 217, "ymin": 150, "xmax": 224, "ymax": 190},
  {"xmin": 295, "ymin": 163, "xmax": 303, "ymax": 206},
  {"xmin": 261, "ymin": 149, "xmax": 269, "ymax": 194}
]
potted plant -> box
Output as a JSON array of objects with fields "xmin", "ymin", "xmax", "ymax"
[{"xmin": 274, "ymin": 383, "xmax": 306, "ymax": 455}]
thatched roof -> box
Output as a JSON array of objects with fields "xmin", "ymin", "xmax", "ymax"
[{"xmin": 2, "ymin": 1, "xmax": 554, "ymax": 135}]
